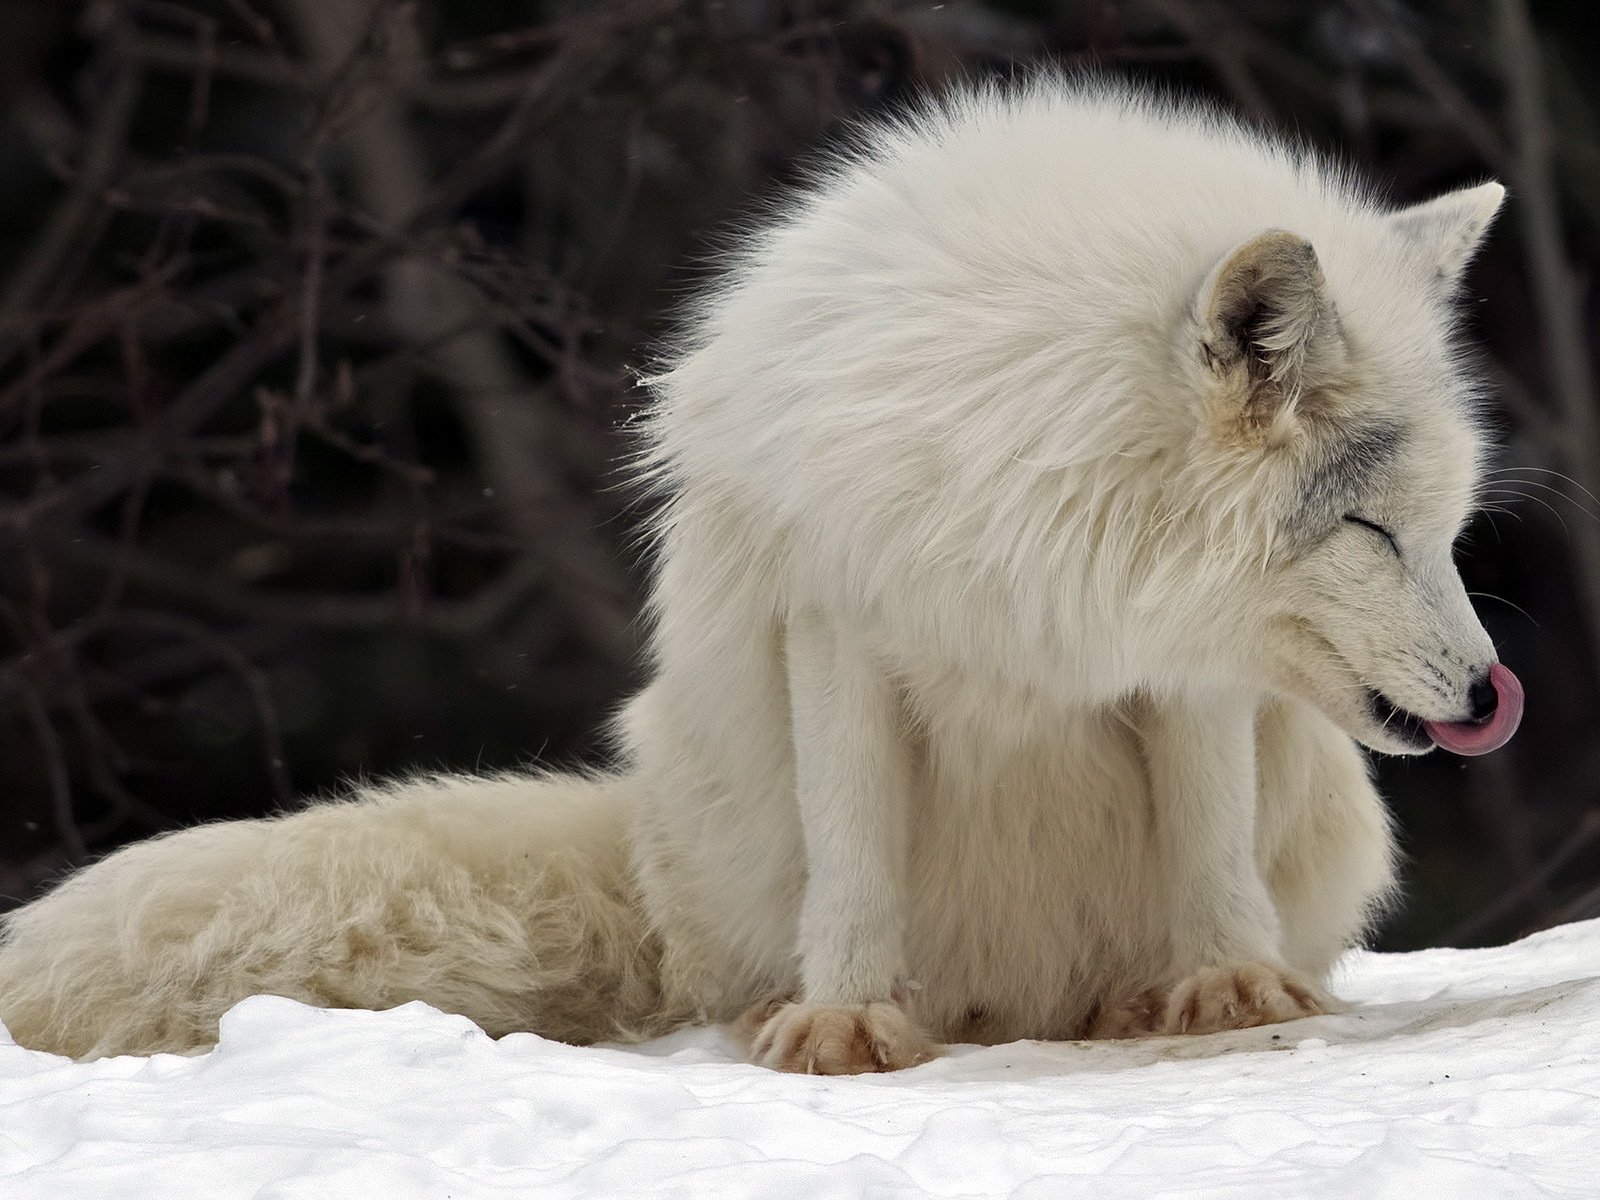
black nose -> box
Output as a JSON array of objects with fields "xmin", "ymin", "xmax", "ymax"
[{"xmin": 1467, "ymin": 676, "xmax": 1498, "ymax": 722}]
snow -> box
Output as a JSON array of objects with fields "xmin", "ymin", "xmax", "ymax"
[{"xmin": 3, "ymin": 921, "xmax": 1599, "ymax": 1199}]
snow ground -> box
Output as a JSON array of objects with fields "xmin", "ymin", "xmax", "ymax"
[{"xmin": 2, "ymin": 920, "xmax": 1598, "ymax": 1199}]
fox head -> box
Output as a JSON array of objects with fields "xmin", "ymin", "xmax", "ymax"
[{"xmin": 1178, "ymin": 181, "xmax": 1522, "ymax": 756}]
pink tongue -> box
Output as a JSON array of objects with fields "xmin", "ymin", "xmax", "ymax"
[{"xmin": 1422, "ymin": 663, "xmax": 1524, "ymax": 756}]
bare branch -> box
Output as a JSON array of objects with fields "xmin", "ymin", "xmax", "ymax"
[
  {"xmin": 279, "ymin": 0, "xmax": 637, "ymax": 671},
  {"xmin": 14, "ymin": 683, "xmax": 86, "ymax": 862},
  {"xmin": 0, "ymin": 55, "xmax": 142, "ymax": 329},
  {"xmin": 1345, "ymin": 0, "xmax": 1508, "ymax": 168},
  {"xmin": 113, "ymin": 609, "xmax": 294, "ymax": 806}
]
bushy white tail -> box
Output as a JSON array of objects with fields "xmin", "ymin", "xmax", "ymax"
[{"xmin": 0, "ymin": 772, "xmax": 674, "ymax": 1059}]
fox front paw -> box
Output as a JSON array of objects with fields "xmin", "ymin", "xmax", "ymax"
[
  {"xmin": 1090, "ymin": 963, "xmax": 1337, "ymax": 1039},
  {"xmin": 1166, "ymin": 963, "xmax": 1335, "ymax": 1034},
  {"xmin": 744, "ymin": 999, "xmax": 938, "ymax": 1074}
]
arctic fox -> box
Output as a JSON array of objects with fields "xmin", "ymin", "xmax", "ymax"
[{"xmin": 0, "ymin": 79, "xmax": 1524, "ymax": 1072}]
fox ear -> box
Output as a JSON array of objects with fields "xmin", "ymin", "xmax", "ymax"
[
  {"xmin": 1195, "ymin": 229, "xmax": 1342, "ymax": 422},
  {"xmin": 1387, "ymin": 181, "xmax": 1505, "ymax": 289}
]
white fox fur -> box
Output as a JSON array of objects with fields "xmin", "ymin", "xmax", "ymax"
[{"xmin": 0, "ymin": 79, "xmax": 1509, "ymax": 1070}]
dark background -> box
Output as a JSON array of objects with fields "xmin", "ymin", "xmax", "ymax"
[{"xmin": 0, "ymin": 0, "xmax": 1596, "ymax": 951}]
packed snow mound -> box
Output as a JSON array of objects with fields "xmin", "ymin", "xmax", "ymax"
[{"xmin": 3, "ymin": 920, "xmax": 1598, "ymax": 1199}]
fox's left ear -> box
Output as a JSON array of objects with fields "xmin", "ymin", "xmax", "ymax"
[
  {"xmin": 1195, "ymin": 229, "xmax": 1344, "ymax": 429},
  {"xmin": 1386, "ymin": 181, "xmax": 1505, "ymax": 289}
]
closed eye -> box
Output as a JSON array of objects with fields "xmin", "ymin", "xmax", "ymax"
[{"xmin": 1344, "ymin": 513, "xmax": 1401, "ymax": 557}]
